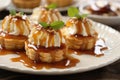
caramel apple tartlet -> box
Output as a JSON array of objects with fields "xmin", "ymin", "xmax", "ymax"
[
  {"xmin": 12, "ymin": 0, "xmax": 41, "ymax": 9},
  {"xmin": 62, "ymin": 7, "xmax": 98, "ymax": 50},
  {"xmin": 0, "ymin": 11, "xmax": 31, "ymax": 50},
  {"xmin": 46, "ymin": 0, "xmax": 73, "ymax": 7},
  {"xmin": 25, "ymin": 21, "xmax": 67, "ymax": 63},
  {"xmin": 31, "ymin": 5, "xmax": 62, "ymax": 24}
]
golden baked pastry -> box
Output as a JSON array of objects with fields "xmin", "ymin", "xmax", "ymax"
[
  {"xmin": 30, "ymin": 6, "xmax": 62, "ymax": 24},
  {"xmin": 62, "ymin": 17, "xmax": 98, "ymax": 50},
  {"xmin": 25, "ymin": 24, "xmax": 67, "ymax": 63},
  {"xmin": 0, "ymin": 13, "xmax": 31, "ymax": 50},
  {"xmin": 12, "ymin": 0, "xmax": 41, "ymax": 9},
  {"xmin": 46, "ymin": 0, "xmax": 73, "ymax": 7}
]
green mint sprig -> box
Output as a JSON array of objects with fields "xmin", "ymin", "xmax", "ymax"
[
  {"xmin": 9, "ymin": 10, "xmax": 24, "ymax": 16},
  {"xmin": 68, "ymin": 7, "xmax": 88, "ymax": 19},
  {"xmin": 19, "ymin": 12, "xmax": 24, "ymax": 15},
  {"xmin": 50, "ymin": 21, "xmax": 64, "ymax": 30},
  {"xmin": 39, "ymin": 22, "xmax": 49, "ymax": 28},
  {"xmin": 40, "ymin": 21, "xmax": 64, "ymax": 30},
  {"xmin": 68, "ymin": 7, "xmax": 79, "ymax": 17},
  {"xmin": 46, "ymin": 3, "xmax": 57, "ymax": 10},
  {"xmin": 9, "ymin": 10, "xmax": 16, "ymax": 16}
]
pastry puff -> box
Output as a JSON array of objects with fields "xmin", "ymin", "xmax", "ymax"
[
  {"xmin": 25, "ymin": 42, "xmax": 67, "ymax": 63},
  {"xmin": 0, "ymin": 13, "xmax": 31, "ymax": 50},
  {"xmin": 62, "ymin": 18, "xmax": 98, "ymax": 50},
  {"xmin": 0, "ymin": 33, "xmax": 27, "ymax": 50},
  {"xmin": 25, "ymin": 25, "xmax": 68, "ymax": 63},
  {"xmin": 65, "ymin": 34, "xmax": 98, "ymax": 50}
]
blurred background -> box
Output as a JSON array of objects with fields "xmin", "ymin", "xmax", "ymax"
[{"xmin": 0, "ymin": 0, "xmax": 120, "ymax": 26}]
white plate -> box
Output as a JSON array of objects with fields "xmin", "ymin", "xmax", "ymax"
[
  {"xmin": 0, "ymin": 0, "xmax": 10, "ymax": 11},
  {"xmin": 6, "ymin": 0, "xmax": 80, "ymax": 13},
  {"xmin": 0, "ymin": 21, "xmax": 120, "ymax": 75},
  {"xmin": 79, "ymin": 0, "xmax": 120, "ymax": 26}
]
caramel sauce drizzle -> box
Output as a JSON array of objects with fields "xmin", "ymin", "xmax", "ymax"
[
  {"xmin": 0, "ymin": 47, "xmax": 79, "ymax": 70},
  {"xmin": 16, "ymin": 19, "xmax": 23, "ymax": 35},
  {"xmin": 50, "ymin": 11, "xmax": 54, "ymax": 22},
  {"xmin": 68, "ymin": 38, "xmax": 108, "ymax": 56},
  {"xmin": 32, "ymin": 27, "xmax": 63, "ymax": 47},
  {"xmin": 32, "ymin": 30, "xmax": 40, "ymax": 45},
  {"xmin": 39, "ymin": 10, "xmax": 47, "ymax": 22},
  {"xmin": 0, "ymin": 31, "xmax": 27, "ymax": 40},
  {"xmin": 7, "ymin": 17, "xmax": 12, "ymax": 33},
  {"xmin": 39, "ymin": 8, "xmax": 61, "ymax": 23},
  {"xmin": 0, "ymin": 15, "xmax": 107, "ymax": 70},
  {"xmin": 85, "ymin": 4, "xmax": 117, "ymax": 16},
  {"xmin": 84, "ymin": 19, "xmax": 91, "ymax": 36},
  {"xmin": 0, "ymin": 38, "xmax": 107, "ymax": 70},
  {"xmin": 66, "ymin": 18, "xmax": 91, "ymax": 36},
  {"xmin": 2, "ymin": 15, "xmax": 30, "ymax": 36},
  {"xmin": 11, "ymin": 52, "xmax": 79, "ymax": 70},
  {"xmin": 48, "ymin": 34, "xmax": 54, "ymax": 47},
  {"xmin": 76, "ymin": 20, "xmax": 82, "ymax": 34}
]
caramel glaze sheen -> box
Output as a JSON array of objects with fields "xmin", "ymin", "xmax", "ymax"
[
  {"xmin": 0, "ymin": 38, "xmax": 107, "ymax": 70},
  {"xmin": 68, "ymin": 49, "xmax": 104, "ymax": 57},
  {"xmin": 39, "ymin": 8, "xmax": 61, "ymax": 23},
  {"xmin": 0, "ymin": 48, "xmax": 79, "ymax": 70},
  {"xmin": 68, "ymin": 38, "xmax": 108, "ymax": 57},
  {"xmin": 28, "ymin": 41, "xmax": 66, "ymax": 59},
  {"xmin": 0, "ymin": 31, "xmax": 27, "ymax": 40},
  {"xmin": 66, "ymin": 18, "xmax": 93, "ymax": 36},
  {"xmin": 75, "ymin": 19, "xmax": 91, "ymax": 36},
  {"xmin": 11, "ymin": 52, "xmax": 79, "ymax": 69},
  {"xmin": 2, "ymin": 15, "xmax": 30, "ymax": 36},
  {"xmin": 28, "ymin": 43, "xmax": 66, "ymax": 53},
  {"xmin": 32, "ymin": 26, "xmax": 62, "ymax": 47}
]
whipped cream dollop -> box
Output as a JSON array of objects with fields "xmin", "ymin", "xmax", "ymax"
[
  {"xmin": 28, "ymin": 25, "xmax": 65, "ymax": 48},
  {"xmin": 31, "ymin": 6, "xmax": 62, "ymax": 24},
  {"xmin": 64, "ymin": 17, "xmax": 97, "ymax": 36},
  {"xmin": 2, "ymin": 13, "xmax": 31, "ymax": 36}
]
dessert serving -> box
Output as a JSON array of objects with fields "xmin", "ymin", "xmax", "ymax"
[
  {"xmin": 12, "ymin": 0, "xmax": 41, "ymax": 9},
  {"xmin": 46, "ymin": 0, "xmax": 73, "ymax": 7},
  {"xmin": 0, "ymin": 7, "xmax": 108, "ymax": 71},
  {"xmin": 0, "ymin": 11, "xmax": 31, "ymax": 50},
  {"xmin": 82, "ymin": 0, "xmax": 120, "ymax": 16},
  {"xmin": 62, "ymin": 7, "xmax": 98, "ymax": 51},
  {"xmin": 25, "ymin": 21, "xmax": 67, "ymax": 63},
  {"xmin": 31, "ymin": 4, "xmax": 62, "ymax": 24}
]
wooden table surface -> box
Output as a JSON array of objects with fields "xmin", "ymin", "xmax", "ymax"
[{"xmin": 0, "ymin": 9, "xmax": 120, "ymax": 80}]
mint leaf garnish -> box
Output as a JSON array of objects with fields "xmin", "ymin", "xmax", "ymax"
[
  {"xmin": 79, "ymin": 14, "xmax": 88, "ymax": 19},
  {"xmin": 47, "ymin": 3, "xmax": 57, "ymax": 9},
  {"xmin": 9, "ymin": 10, "xmax": 16, "ymax": 16},
  {"xmin": 20, "ymin": 12, "xmax": 24, "ymax": 15},
  {"xmin": 39, "ymin": 21, "xmax": 64, "ymax": 30},
  {"xmin": 68, "ymin": 7, "xmax": 88, "ymax": 19},
  {"xmin": 39, "ymin": 22, "xmax": 49, "ymax": 28},
  {"xmin": 50, "ymin": 21, "xmax": 64, "ymax": 30},
  {"xmin": 75, "ymin": 14, "xmax": 88, "ymax": 19},
  {"xmin": 68, "ymin": 7, "xmax": 79, "ymax": 17}
]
